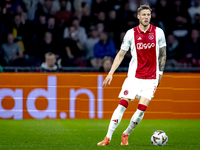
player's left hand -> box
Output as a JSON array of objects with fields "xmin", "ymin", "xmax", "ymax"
[{"xmin": 102, "ymin": 74, "xmax": 113, "ymax": 87}]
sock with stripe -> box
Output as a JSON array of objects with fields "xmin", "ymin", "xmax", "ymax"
[
  {"xmin": 106, "ymin": 99, "xmax": 128, "ymax": 140},
  {"xmin": 123, "ymin": 104, "xmax": 147, "ymax": 135}
]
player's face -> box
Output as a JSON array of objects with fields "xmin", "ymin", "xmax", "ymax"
[{"xmin": 138, "ymin": 9, "xmax": 151, "ymax": 27}]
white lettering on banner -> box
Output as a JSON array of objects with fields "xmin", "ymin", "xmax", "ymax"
[
  {"xmin": 0, "ymin": 75, "xmax": 103, "ymax": 119},
  {"xmin": 70, "ymin": 89, "xmax": 95, "ymax": 118},
  {"xmin": 137, "ymin": 43, "xmax": 155, "ymax": 50},
  {"xmin": 97, "ymin": 75, "xmax": 103, "ymax": 119},
  {"xmin": 27, "ymin": 76, "xmax": 57, "ymax": 119},
  {"xmin": 69, "ymin": 75, "xmax": 103, "ymax": 119},
  {"xmin": 0, "ymin": 88, "xmax": 23, "ymax": 119}
]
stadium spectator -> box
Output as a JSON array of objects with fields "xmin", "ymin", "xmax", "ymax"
[
  {"xmin": 129, "ymin": 0, "xmax": 138, "ymax": 12},
  {"xmin": 47, "ymin": 15, "xmax": 56, "ymax": 31},
  {"xmin": 46, "ymin": 15, "xmax": 61, "ymax": 42},
  {"xmin": 165, "ymin": 34, "xmax": 181, "ymax": 67},
  {"xmin": 80, "ymin": 3, "xmax": 92, "ymax": 33},
  {"xmin": 171, "ymin": 0, "xmax": 190, "ymax": 17},
  {"xmin": 37, "ymin": 31, "xmax": 60, "ymax": 60},
  {"xmin": 171, "ymin": 17, "xmax": 190, "ymax": 44},
  {"xmin": 129, "ymin": 0, "xmax": 156, "ymax": 12},
  {"xmin": 169, "ymin": 0, "xmax": 191, "ymax": 33},
  {"xmin": 34, "ymin": 0, "xmax": 53, "ymax": 24},
  {"xmin": 4, "ymin": 0, "xmax": 12, "ymax": 13},
  {"xmin": 84, "ymin": 25, "xmax": 99, "ymax": 60},
  {"xmin": 40, "ymin": 52, "xmax": 60, "ymax": 72},
  {"xmin": 61, "ymin": 25, "xmax": 86, "ymax": 67},
  {"xmin": 73, "ymin": 0, "xmax": 91, "ymax": 15},
  {"xmin": 105, "ymin": 9, "xmax": 118, "ymax": 31},
  {"xmin": 20, "ymin": 12, "xmax": 35, "ymax": 55},
  {"xmin": 105, "ymin": 9, "xmax": 120, "ymax": 41},
  {"xmin": 0, "ymin": 33, "xmax": 24, "ymax": 66},
  {"xmin": 91, "ymin": 0, "xmax": 108, "ymax": 16},
  {"xmin": 63, "ymin": 17, "xmax": 87, "ymax": 45},
  {"xmin": 54, "ymin": 0, "xmax": 73, "ymax": 27},
  {"xmin": 93, "ymin": 11, "xmax": 106, "ymax": 25},
  {"xmin": 12, "ymin": 14, "xmax": 25, "ymax": 39},
  {"xmin": 96, "ymin": 21, "xmax": 105, "ymax": 37},
  {"xmin": 183, "ymin": 29, "xmax": 200, "ymax": 67},
  {"xmin": 51, "ymin": 0, "xmax": 72, "ymax": 13},
  {"xmin": 34, "ymin": 13, "xmax": 47, "ymax": 45},
  {"xmin": 155, "ymin": 0, "xmax": 170, "ymax": 33},
  {"xmin": 118, "ymin": 1, "xmax": 133, "ymax": 23},
  {"xmin": 188, "ymin": 0, "xmax": 200, "ymax": 24},
  {"xmin": 14, "ymin": 3, "xmax": 25, "ymax": 15},
  {"xmin": 99, "ymin": 56, "xmax": 113, "ymax": 72},
  {"xmin": 150, "ymin": 7, "xmax": 165, "ymax": 31},
  {"xmin": 105, "ymin": 0, "xmax": 125, "ymax": 13},
  {"xmin": 0, "ymin": 2, "xmax": 8, "ymax": 45},
  {"xmin": 3, "ymin": 14, "xmax": 26, "ymax": 53},
  {"xmin": 191, "ymin": 13, "xmax": 200, "ymax": 30},
  {"xmin": 170, "ymin": 0, "xmax": 191, "ymax": 45},
  {"xmin": 22, "ymin": 0, "xmax": 39, "ymax": 21},
  {"xmin": 94, "ymin": 31, "xmax": 116, "ymax": 59}
]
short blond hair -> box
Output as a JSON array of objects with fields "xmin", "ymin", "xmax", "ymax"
[{"xmin": 137, "ymin": 5, "xmax": 152, "ymax": 14}]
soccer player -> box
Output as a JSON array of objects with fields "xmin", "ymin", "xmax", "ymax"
[{"xmin": 97, "ymin": 4, "xmax": 166, "ymax": 146}]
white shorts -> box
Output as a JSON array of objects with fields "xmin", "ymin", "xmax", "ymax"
[{"xmin": 118, "ymin": 77, "xmax": 158, "ymax": 100}]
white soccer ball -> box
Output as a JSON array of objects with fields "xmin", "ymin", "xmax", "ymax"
[{"xmin": 151, "ymin": 130, "xmax": 168, "ymax": 146}]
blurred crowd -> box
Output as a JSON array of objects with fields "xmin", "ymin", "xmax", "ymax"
[{"xmin": 0, "ymin": 0, "xmax": 200, "ymax": 73}]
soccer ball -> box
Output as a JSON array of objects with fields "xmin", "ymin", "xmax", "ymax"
[{"xmin": 151, "ymin": 130, "xmax": 168, "ymax": 146}]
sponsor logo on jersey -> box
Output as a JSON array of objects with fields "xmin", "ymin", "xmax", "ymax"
[{"xmin": 136, "ymin": 43, "xmax": 155, "ymax": 50}]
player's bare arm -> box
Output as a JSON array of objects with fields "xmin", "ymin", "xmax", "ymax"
[
  {"xmin": 158, "ymin": 46, "xmax": 166, "ymax": 86},
  {"xmin": 102, "ymin": 49, "xmax": 127, "ymax": 87}
]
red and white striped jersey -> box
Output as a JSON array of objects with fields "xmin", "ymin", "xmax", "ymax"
[{"xmin": 121, "ymin": 24, "xmax": 166, "ymax": 80}]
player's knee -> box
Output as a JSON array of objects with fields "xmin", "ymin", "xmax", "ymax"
[{"xmin": 139, "ymin": 96, "xmax": 150, "ymax": 107}]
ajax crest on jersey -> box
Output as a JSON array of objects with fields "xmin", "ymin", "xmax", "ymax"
[{"xmin": 151, "ymin": 130, "xmax": 168, "ymax": 146}]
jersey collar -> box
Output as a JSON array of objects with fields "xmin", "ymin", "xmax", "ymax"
[{"xmin": 136, "ymin": 24, "xmax": 152, "ymax": 33}]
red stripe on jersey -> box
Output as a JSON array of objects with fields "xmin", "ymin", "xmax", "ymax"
[{"xmin": 134, "ymin": 24, "xmax": 157, "ymax": 79}]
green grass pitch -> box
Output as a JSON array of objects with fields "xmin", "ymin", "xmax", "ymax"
[{"xmin": 0, "ymin": 119, "xmax": 200, "ymax": 150}]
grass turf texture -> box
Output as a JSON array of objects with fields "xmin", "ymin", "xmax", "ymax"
[{"xmin": 0, "ymin": 120, "xmax": 199, "ymax": 150}]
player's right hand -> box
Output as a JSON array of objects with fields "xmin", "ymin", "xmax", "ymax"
[{"xmin": 102, "ymin": 74, "xmax": 113, "ymax": 87}]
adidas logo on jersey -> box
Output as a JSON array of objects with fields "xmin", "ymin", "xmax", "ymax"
[{"xmin": 137, "ymin": 37, "xmax": 142, "ymax": 40}]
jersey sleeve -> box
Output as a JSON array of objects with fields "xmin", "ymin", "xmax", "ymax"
[
  {"xmin": 158, "ymin": 28, "xmax": 166, "ymax": 48},
  {"xmin": 120, "ymin": 30, "xmax": 132, "ymax": 51}
]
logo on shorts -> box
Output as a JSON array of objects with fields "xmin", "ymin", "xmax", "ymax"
[{"xmin": 124, "ymin": 90, "xmax": 128, "ymax": 95}]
